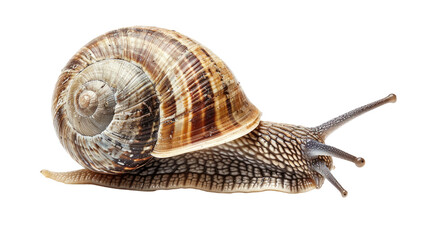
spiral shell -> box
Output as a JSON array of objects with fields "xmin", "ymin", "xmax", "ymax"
[{"xmin": 53, "ymin": 27, "xmax": 261, "ymax": 173}]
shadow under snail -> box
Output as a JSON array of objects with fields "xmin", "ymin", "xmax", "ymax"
[{"xmin": 42, "ymin": 26, "xmax": 396, "ymax": 197}]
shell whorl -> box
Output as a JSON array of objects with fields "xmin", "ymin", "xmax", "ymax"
[{"xmin": 53, "ymin": 27, "xmax": 261, "ymax": 173}]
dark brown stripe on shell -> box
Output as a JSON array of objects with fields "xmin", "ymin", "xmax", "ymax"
[
  {"xmin": 179, "ymin": 51, "xmax": 218, "ymax": 142},
  {"xmin": 200, "ymin": 48, "xmax": 238, "ymax": 128}
]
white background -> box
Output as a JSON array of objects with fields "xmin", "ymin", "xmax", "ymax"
[{"xmin": 1, "ymin": 0, "xmax": 428, "ymax": 239}]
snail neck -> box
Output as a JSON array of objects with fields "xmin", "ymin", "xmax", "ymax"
[{"xmin": 217, "ymin": 120, "xmax": 323, "ymax": 169}]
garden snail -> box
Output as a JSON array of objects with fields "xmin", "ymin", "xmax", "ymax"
[{"xmin": 42, "ymin": 26, "xmax": 396, "ymax": 197}]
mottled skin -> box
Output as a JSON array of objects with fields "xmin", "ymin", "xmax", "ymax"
[{"xmin": 43, "ymin": 121, "xmax": 328, "ymax": 193}]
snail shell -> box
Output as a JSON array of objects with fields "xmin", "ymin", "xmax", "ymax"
[{"xmin": 53, "ymin": 27, "xmax": 261, "ymax": 173}]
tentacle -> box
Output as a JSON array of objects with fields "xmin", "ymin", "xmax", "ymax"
[
  {"xmin": 312, "ymin": 94, "xmax": 396, "ymax": 139},
  {"xmin": 311, "ymin": 161, "xmax": 348, "ymax": 197},
  {"xmin": 304, "ymin": 139, "xmax": 365, "ymax": 167}
]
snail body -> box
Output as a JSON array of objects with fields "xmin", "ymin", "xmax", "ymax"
[{"xmin": 43, "ymin": 27, "xmax": 396, "ymax": 197}]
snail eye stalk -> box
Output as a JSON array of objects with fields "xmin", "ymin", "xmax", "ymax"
[{"xmin": 312, "ymin": 94, "xmax": 396, "ymax": 139}]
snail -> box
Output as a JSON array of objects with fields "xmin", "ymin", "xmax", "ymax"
[{"xmin": 42, "ymin": 26, "xmax": 396, "ymax": 197}]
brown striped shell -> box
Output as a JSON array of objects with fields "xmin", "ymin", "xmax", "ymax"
[{"xmin": 53, "ymin": 26, "xmax": 261, "ymax": 174}]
